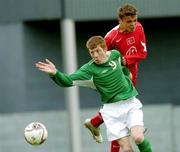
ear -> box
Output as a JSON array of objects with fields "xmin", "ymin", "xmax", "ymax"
[
  {"xmin": 103, "ymin": 47, "xmax": 108, "ymax": 53},
  {"xmin": 118, "ymin": 18, "xmax": 122, "ymax": 24}
]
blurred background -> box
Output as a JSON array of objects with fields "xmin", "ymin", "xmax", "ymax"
[{"xmin": 0, "ymin": 0, "xmax": 180, "ymax": 152}]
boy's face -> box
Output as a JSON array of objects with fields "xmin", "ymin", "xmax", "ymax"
[
  {"xmin": 88, "ymin": 46, "xmax": 107, "ymax": 64},
  {"xmin": 119, "ymin": 15, "xmax": 137, "ymax": 33}
]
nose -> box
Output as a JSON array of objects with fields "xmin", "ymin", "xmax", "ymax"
[
  {"xmin": 132, "ymin": 21, "xmax": 137, "ymax": 26},
  {"xmin": 130, "ymin": 22, "xmax": 135, "ymax": 26},
  {"xmin": 93, "ymin": 52, "xmax": 98, "ymax": 58}
]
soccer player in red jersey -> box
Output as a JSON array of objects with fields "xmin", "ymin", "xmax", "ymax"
[{"xmin": 84, "ymin": 4, "xmax": 147, "ymax": 152}]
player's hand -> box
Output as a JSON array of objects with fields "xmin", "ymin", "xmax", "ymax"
[
  {"xmin": 35, "ymin": 59, "xmax": 57, "ymax": 75},
  {"xmin": 122, "ymin": 57, "xmax": 127, "ymax": 65},
  {"xmin": 129, "ymin": 72, "xmax": 133, "ymax": 80}
]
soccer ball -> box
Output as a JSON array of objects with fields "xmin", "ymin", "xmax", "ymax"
[{"xmin": 24, "ymin": 122, "xmax": 48, "ymax": 145}]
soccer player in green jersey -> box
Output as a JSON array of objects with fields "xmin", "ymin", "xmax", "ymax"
[{"xmin": 35, "ymin": 35, "xmax": 152, "ymax": 152}]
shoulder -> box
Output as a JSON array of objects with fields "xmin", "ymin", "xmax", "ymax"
[
  {"xmin": 80, "ymin": 61, "xmax": 92, "ymax": 70},
  {"xmin": 110, "ymin": 50, "xmax": 122, "ymax": 58},
  {"xmin": 105, "ymin": 25, "xmax": 119, "ymax": 38},
  {"xmin": 135, "ymin": 22, "xmax": 144, "ymax": 32},
  {"xmin": 136, "ymin": 22, "xmax": 143, "ymax": 28}
]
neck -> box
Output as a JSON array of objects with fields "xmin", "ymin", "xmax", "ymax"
[
  {"xmin": 119, "ymin": 26, "xmax": 130, "ymax": 34},
  {"xmin": 102, "ymin": 52, "xmax": 110, "ymax": 63}
]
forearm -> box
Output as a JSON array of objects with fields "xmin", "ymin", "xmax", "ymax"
[
  {"xmin": 50, "ymin": 71, "xmax": 73, "ymax": 87},
  {"xmin": 124, "ymin": 51, "xmax": 147, "ymax": 65}
]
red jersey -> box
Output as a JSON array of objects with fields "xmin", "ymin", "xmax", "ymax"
[{"xmin": 105, "ymin": 22, "xmax": 147, "ymax": 86}]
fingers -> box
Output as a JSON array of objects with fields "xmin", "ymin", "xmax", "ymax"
[
  {"xmin": 45, "ymin": 59, "xmax": 51, "ymax": 64},
  {"xmin": 35, "ymin": 62, "xmax": 47, "ymax": 70},
  {"xmin": 35, "ymin": 59, "xmax": 55, "ymax": 69},
  {"xmin": 35, "ymin": 60, "xmax": 52, "ymax": 68},
  {"xmin": 36, "ymin": 64, "xmax": 53, "ymax": 74},
  {"xmin": 45, "ymin": 59, "xmax": 55, "ymax": 67},
  {"xmin": 122, "ymin": 57, "xmax": 126, "ymax": 65},
  {"xmin": 35, "ymin": 59, "xmax": 57, "ymax": 75},
  {"xmin": 36, "ymin": 62, "xmax": 46, "ymax": 67},
  {"xmin": 37, "ymin": 67, "xmax": 47, "ymax": 72},
  {"xmin": 35, "ymin": 63, "xmax": 48, "ymax": 71},
  {"xmin": 37, "ymin": 68, "xmax": 52, "ymax": 74}
]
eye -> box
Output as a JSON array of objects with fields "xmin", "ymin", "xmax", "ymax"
[
  {"xmin": 127, "ymin": 20, "xmax": 132, "ymax": 23},
  {"xmin": 96, "ymin": 49, "xmax": 99, "ymax": 53},
  {"xmin": 89, "ymin": 50, "xmax": 93, "ymax": 55}
]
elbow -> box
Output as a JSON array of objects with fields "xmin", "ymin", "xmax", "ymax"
[
  {"xmin": 142, "ymin": 51, "xmax": 148, "ymax": 59},
  {"xmin": 144, "ymin": 53, "xmax": 147, "ymax": 59}
]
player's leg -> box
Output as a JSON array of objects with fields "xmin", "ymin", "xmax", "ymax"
[
  {"xmin": 99, "ymin": 101, "xmax": 133, "ymax": 152},
  {"xmin": 85, "ymin": 112, "xmax": 123, "ymax": 152},
  {"xmin": 110, "ymin": 140, "xmax": 121, "ymax": 152},
  {"xmin": 84, "ymin": 112, "xmax": 103, "ymax": 143},
  {"xmin": 131, "ymin": 126, "xmax": 152, "ymax": 152},
  {"xmin": 110, "ymin": 126, "xmax": 147, "ymax": 152},
  {"xmin": 127, "ymin": 97, "xmax": 152, "ymax": 152},
  {"xmin": 116, "ymin": 136, "xmax": 133, "ymax": 152},
  {"xmin": 90, "ymin": 112, "xmax": 104, "ymax": 127}
]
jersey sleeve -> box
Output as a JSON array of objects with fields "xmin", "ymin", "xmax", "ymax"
[
  {"xmin": 105, "ymin": 34, "xmax": 114, "ymax": 50},
  {"xmin": 124, "ymin": 24, "xmax": 148, "ymax": 65},
  {"xmin": 50, "ymin": 71, "xmax": 73, "ymax": 87},
  {"xmin": 104, "ymin": 26, "xmax": 118, "ymax": 50},
  {"xmin": 50, "ymin": 63, "xmax": 96, "ymax": 89},
  {"xmin": 122, "ymin": 66, "xmax": 130, "ymax": 76}
]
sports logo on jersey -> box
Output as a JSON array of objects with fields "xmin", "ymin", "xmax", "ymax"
[
  {"xmin": 126, "ymin": 37, "xmax": 135, "ymax": 45},
  {"xmin": 101, "ymin": 69, "xmax": 108, "ymax": 74},
  {"xmin": 116, "ymin": 37, "xmax": 122, "ymax": 43},
  {"xmin": 109, "ymin": 61, "xmax": 117, "ymax": 70},
  {"xmin": 126, "ymin": 46, "xmax": 137, "ymax": 55}
]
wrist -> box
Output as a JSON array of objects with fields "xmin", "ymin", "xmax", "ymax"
[{"xmin": 49, "ymin": 70, "xmax": 57, "ymax": 77}]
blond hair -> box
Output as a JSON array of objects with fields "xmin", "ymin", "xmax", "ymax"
[
  {"xmin": 86, "ymin": 36, "xmax": 107, "ymax": 50},
  {"xmin": 117, "ymin": 3, "xmax": 137, "ymax": 19}
]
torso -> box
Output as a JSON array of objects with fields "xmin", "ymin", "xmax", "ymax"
[{"xmin": 104, "ymin": 22, "xmax": 145, "ymax": 85}]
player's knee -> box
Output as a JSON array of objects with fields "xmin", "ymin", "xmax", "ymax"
[
  {"xmin": 123, "ymin": 147, "xmax": 133, "ymax": 152},
  {"xmin": 111, "ymin": 140, "xmax": 120, "ymax": 147},
  {"xmin": 133, "ymin": 134, "xmax": 144, "ymax": 144},
  {"xmin": 120, "ymin": 143, "xmax": 133, "ymax": 152}
]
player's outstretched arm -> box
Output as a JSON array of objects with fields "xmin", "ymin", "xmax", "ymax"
[
  {"xmin": 35, "ymin": 59, "xmax": 57, "ymax": 75},
  {"xmin": 36, "ymin": 59, "xmax": 74, "ymax": 87}
]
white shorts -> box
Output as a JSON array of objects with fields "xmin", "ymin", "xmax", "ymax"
[{"xmin": 100, "ymin": 97, "xmax": 144, "ymax": 141}]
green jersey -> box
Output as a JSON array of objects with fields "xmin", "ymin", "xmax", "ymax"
[{"xmin": 51, "ymin": 50, "xmax": 138, "ymax": 104}]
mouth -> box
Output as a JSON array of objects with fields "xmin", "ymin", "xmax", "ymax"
[
  {"xmin": 129, "ymin": 26, "xmax": 135, "ymax": 31},
  {"xmin": 94, "ymin": 59, "xmax": 100, "ymax": 64}
]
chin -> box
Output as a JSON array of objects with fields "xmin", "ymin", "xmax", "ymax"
[
  {"xmin": 130, "ymin": 28, "xmax": 135, "ymax": 32},
  {"xmin": 95, "ymin": 61, "xmax": 101, "ymax": 64}
]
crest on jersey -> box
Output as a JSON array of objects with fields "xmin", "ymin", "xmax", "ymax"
[{"xmin": 126, "ymin": 37, "xmax": 135, "ymax": 45}]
